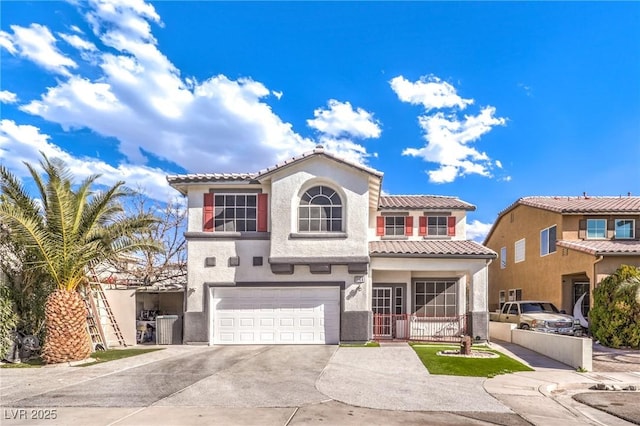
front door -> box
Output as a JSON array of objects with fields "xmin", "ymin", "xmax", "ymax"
[{"xmin": 372, "ymin": 287, "xmax": 392, "ymax": 337}]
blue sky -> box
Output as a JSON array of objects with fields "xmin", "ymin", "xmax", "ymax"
[{"xmin": 1, "ymin": 1, "xmax": 639, "ymax": 241}]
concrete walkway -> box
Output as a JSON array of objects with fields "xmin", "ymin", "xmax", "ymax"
[{"xmin": 316, "ymin": 345, "xmax": 511, "ymax": 412}]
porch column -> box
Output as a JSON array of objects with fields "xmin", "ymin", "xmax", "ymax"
[{"xmin": 469, "ymin": 264, "xmax": 489, "ymax": 341}]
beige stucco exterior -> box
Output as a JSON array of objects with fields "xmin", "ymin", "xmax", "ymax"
[{"xmin": 485, "ymin": 202, "xmax": 640, "ymax": 314}]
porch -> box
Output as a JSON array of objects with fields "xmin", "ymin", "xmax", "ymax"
[{"xmin": 373, "ymin": 313, "xmax": 468, "ymax": 342}]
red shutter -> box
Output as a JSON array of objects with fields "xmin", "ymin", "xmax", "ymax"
[
  {"xmin": 376, "ymin": 216, "xmax": 385, "ymax": 236},
  {"xmin": 418, "ymin": 216, "xmax": 427, "ymax": 236},
  {"xmin": 257, "ymin": 193, "xmax": 268, "ymax": 232},
  {"xmin": 447, "ymin": 216, "xmax": 456, "ymax": 236},
  {"xmin": 203, "ymin": 193, "xmax": 214, "ymax": 232},
  {"xmin": 405, "ymin": 216, "xmax": 413, "ymax": 236}
]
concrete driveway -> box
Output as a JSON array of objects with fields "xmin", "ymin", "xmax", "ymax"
[
  {"xmin": 3, "ymin": 345, "xmax": 335, "ymax": 408},
  {"xmin": 1, "ymin": 344, "xmax": 529, "ymax": 426}
]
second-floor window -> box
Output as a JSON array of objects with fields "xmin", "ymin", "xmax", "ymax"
[
  {"xmin": 540, "ymin": 225, "xmax": 557, "ymax": 256},
  {"xmin": 417, "ymin": 215, "xmax": 456, "ymax": 237},
  {"xmin": 203, "ymin": 192, "xmax": 268, "ymax": 232},
  {"xmin": 500, "ymin": 247, "xmax": 507, "ymax": 269},
  {"xmin": 298, "ymin": 186, "xmax": 342, "ymax": 232},
  {"xmin": 385, "ymin": 216, "xmax": 406, "ymax": 236},
  {"xmin": 615, "ymin": 219, "xmax": 634, "ymax": 239},
  {"xmin": 515, "ymin": 238, "xmax": 525, "ymax": 263},
  {"xmin": 587, "ymin": 219, "xmax": 606, "ymax": 239},
  {"xmin": 214, "ymin": 194, "xmax": 257, "ymax": 232},
  {"xmin": 427, "ymin": 216, "xmax": 448, "ymax": 236}
]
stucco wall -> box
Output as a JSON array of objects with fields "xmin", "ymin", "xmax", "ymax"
[
  {"xmin": 103, "ymin": 288, "xmax": 137, "ymax": 346},
  {"xmin": 486, "ymin": 205, "xmax": 596, "ymax": 312},
  {"xmin": 368, "ymin": 209, "xmax": 468, "ymax": 241},
  {"xmin": 268, "ymin": 157, "xmax": 370, "ymax": 258},
  {"xmin": 487, "ymin": 205, "xmax": 640, "ymax": 313}
]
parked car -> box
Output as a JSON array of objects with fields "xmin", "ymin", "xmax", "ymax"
[{"xmin": 490, "ymin": 300, "xmax": 582, "ymax": 336}]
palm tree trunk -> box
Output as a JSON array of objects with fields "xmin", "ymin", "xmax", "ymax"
[{"xmin": 41, "ymin": 289, "xmax": 92, "ymax": 364}]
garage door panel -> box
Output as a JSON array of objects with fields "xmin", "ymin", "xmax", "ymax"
[{"xmin": 212, "ymin": 287, "xmax": 340, "ymax": 345}]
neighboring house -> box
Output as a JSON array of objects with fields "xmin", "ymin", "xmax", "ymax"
[
  {"xmin": 167, "ymin": 146, "xmax": 496, "ymax": 345},
  {"xmin": 484, "ymin": 196, "xmax": 640, "ymax": 318}
]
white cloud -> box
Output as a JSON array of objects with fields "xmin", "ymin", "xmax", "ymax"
[
  {"xmin": 308, "ymin": 99, "xmax": 382, "ymax": 139},
  {"xmin": 59, "ymin": 33, "xmax": 97, "ymax": 51},
  {"xmin": 272, "ymin": 90, "xmax": 283, "ymax": 100},
  {"xmin": 393, "ymin": 75, "xmax": 506, "ymax": 183},
  {"xmin": 0, "ymin": 31, "xmax": 17, "ymax": 54},
  {"xmin": 0, "ymin": 24, "xmax": 77, "ymax": 76},
  {"xmin": 0, "ymin": 119, "xmax": 175, "ymax": 201},
  {"xmin": 390, "ymin": 75, "xmax": 473, "ymax": 111},
  {"xmin": 0, "ymin": 91, "xmax": 18, "ymax": 104},
  {"xmin": 11, "ymin": 0, "xmax": 375, "ymax": 177},
  {"xmin": 466, "ymin": 219, "xmax": 493, "ymax": 242}
]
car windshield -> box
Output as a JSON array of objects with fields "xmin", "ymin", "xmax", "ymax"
[{"xmin": 521, "ymin": 302, "xmax": 559, "ymax": 313}]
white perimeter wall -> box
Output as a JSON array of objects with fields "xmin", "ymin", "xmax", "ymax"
[{"xmin": 489, "ymin": 324, "xmax": 592, "ymax": 371}]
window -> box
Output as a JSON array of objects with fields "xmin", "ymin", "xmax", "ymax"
[
  {"xmin": 214, "ymin": 194, "xmax": 257, "ymax": 232},
  {"xmin": 427, "ymin": 216, "xmax": 448, "ymax": 236},
  {"xmin": 298, "ymin": 186, "xmax": 342, "ymax": 232},
  {"xmin": 615, "ymin": 219, "xmax": 634, "ymax": 239},
  {"xmin": 395, "ymin": 287, "xmax": 404, "ymax": 315},
  {"xmin": 500, "ymin": 247, "xmax": 507, "ymax": 269},
  {"xmin": 418, "ymin": 215, "xmax": 456, "ymax": 237},
  {"xmin": 385, "ymin": 216, "xmax": 406, "ymax": 236},
  {"xmin": 540, "ymin": 225, "xmax": 557, "ymax": 256},
  {"xmin": 514, "ymin": 239, "xmax": 525, "ymax": 263},
  {"xmin": 413, "ymin": 280, "xmax": 456, "ymax": 317},
  {"xmin": 508, "ymin": 288, "xmax": 522, "ymax": 302},
  {"xmin": 499, "ymin": 290, "xmax": 506, "ymax": 309},
  {"xmin": 586, "ymin": 219, "xmax": 606, "ymax": 239}
]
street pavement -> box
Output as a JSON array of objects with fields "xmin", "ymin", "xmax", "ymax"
[{"xmin": 0, "ymin": 341, "xmax": 638, "ymax": 425}]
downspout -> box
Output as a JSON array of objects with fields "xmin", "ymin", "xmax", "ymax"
[
  {"xmin": 482, "ymin": 258, "xmax": 493, "ymax": 342},
  {"xmin": 592, "ymin": 255, "xmax": 604, "ymax": 290},
  {"xmin": 591, "ymin": 255, "xmax": 604, "ymax": 311}
]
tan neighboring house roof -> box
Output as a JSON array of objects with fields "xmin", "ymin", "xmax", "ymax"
[
  {"xmin": 485, "ymin": 195, "xmax": 640, "ymax": 244},
  {"xmin": 379, "ymin": 195, "xmax": 476, "ymax": 211},
  {"xmin": 369, "ymin": 240, "xmax": 496, "ymax": 259},
  {"xmin": 502, "ymin": 196, "xmax": 640, "ymax": 215},
  {"xmin": 557, "ymin": 240, "xmax": 640, "ymax": 256}
]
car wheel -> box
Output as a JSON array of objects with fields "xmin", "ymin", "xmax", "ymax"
[{"xmin": 520, "ymin": 324, "xmax": 530, "ymax": 330}]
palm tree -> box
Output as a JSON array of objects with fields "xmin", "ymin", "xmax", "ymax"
[{"xmin": 0, "ymin": 154, "xmax": 160, "ymax": 363}]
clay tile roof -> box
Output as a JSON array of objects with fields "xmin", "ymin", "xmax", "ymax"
[
  {"xmin": 379, "ymin": 195, "xmax": 476, "ymax": 211},
  {"xmin": 166, "ymin": 145, "xmax": 383, "ymax": 187},
  {"xmin": 515, "ymin": 196, "xmax": 640, "ymax": 214},
  {"xmin": 369, "ymin": 240, "xmax": 496, "ymax": 258},
  {"xmin": 556, "ymin": 240, "xmax": 640, "ymax": 256},
  {"xmin": 166, "ymin": 172, "xmax": 257, "ymax": 184},
  {"xmin": 256, "ymin": 145, "xmax": 383, "ymax": 178}
]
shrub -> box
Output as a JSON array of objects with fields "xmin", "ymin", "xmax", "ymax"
[
  {"xmin": 0, "ymin": 285, "xmax": 18, "ymax": 358},
  {"xmin": 590, "ymin": 265, "xmax": 640, "ymax": 349}
]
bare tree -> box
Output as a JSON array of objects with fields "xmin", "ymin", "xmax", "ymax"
[{"xmin": 98, "ymin": 192, "xmax": 187, "ymax": 288}]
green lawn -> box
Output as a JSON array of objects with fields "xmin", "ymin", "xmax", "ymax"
[
  {"xmin": 0, "ymin": 358, "xmax": 45, "ymax": 368},
  {"xmin": 76, "ymin": 348, "xmax": 163, "ymax": 367},
  {"xmin": 2, "ymin": 348, "xmax": 163, "ymax": 368},
  {"xmin": 340, "ymin": 341, "xmax": 380, "ymax": 347},
  {"xmin": 410, "ymin": 344, "xmax": 533, "ymax": 377}
]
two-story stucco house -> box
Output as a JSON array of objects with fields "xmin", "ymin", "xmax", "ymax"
[
  {"xmin": 484, "ymin": 196, "xmax": 640, "ymax": 319},
  {"xmin": 167, "ymin": 146, "xmax": 496, "ymax": 345}
]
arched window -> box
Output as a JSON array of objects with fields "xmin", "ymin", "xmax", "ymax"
[{"xmin": 298, "ymin": 186, "xmax": 342, "ymax": 232}]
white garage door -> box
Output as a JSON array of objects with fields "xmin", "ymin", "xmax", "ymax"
[{"xmin": 211, "ymin": 287, "xmax": 340, "ymax": 345}]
